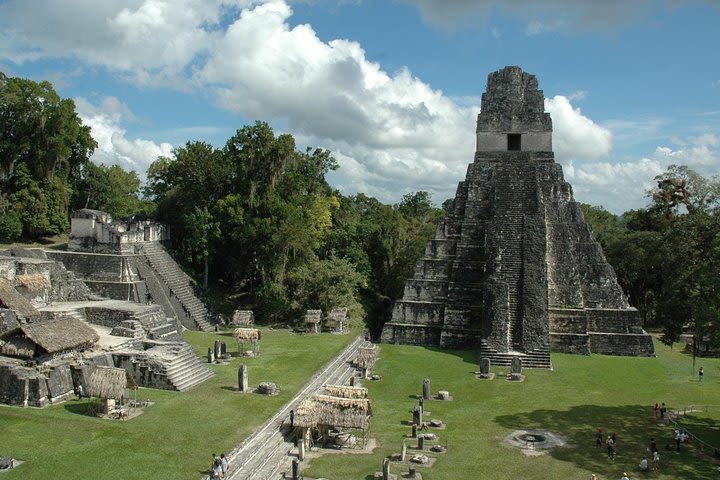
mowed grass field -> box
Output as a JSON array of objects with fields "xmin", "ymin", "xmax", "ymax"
[
  {"xmin": 1, "ymin": 332, "xmax": 719, "ymax": 480},
  {"xmin": 0, "ymin": 328, "xmax": 356, "ymax": 480},
  {"xmin": 305, "ymin": 339, "xmax": 720, "ymax": 480}
]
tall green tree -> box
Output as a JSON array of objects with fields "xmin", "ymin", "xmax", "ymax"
[
  {"xmin": 70, "ymin": 162, "xmax": 145, "ymax": 219},
  {"xmin": 0, "ymin": 73, "xmax": 96, "ymax": 240}
]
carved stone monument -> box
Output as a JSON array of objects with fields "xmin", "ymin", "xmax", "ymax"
[
  {"xmin": 479, "ymin": 357, "xmax": 493, "ymax": 379},
  {"xmin": 422, "ymin": 378, "xmax": 431, "ymax": 400},
  {"xmin": 381, "ymin": 66, "xmax": 655, "ymax": 366},
  {"xmin": 412, "ymin": 406, "xmax": 422, "ymax": 426},
  {"xmin": 214, "ymin": 340, "xmax": 222, "ymax": 360},
  {"xmin": 238, "ymin": 363, "xmax": 248, "ymax": 392}
]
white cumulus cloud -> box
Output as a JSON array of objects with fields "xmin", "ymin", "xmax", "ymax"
[{"xmin": 75, "ymin": 96, "xmax": 173, "ymax": 174}]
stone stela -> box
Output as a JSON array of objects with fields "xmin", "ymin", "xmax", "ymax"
[{"xmin": 381, "ymin": 66, "xmax": 655, "ymax": 367}]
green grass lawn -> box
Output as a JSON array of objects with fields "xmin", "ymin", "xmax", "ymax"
[
  {"xmin": 2, "ymin": 334, "xmax": 719, "ymax": 480},
  {"xmin": 0, "ymin": 328, "xmax": 356, "ymax": 480},
  {"xmin": 303, "ymin": 340, "xmax": 720, "ymax": 480}
]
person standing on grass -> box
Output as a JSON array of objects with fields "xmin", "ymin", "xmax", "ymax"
[
  {"xmin": 639, "ymin": 455, "xmax": 648, "ymax": 471},
  {"xmin": 607, "ymin": 435, "xmax": 615, "ymax": 460},
  {"xmin": 650, "ymin": 437, "xmax": 658, "ymax": 455},
  {"xmin": 653, "ymin": 403, "xmax": 659, "ymax": 420},
  {"xmin": 620, "ymin": 472, "xmax": 630, "ymax": 480},
  {"xmin": 652, "ymin": 450, "xmax": 660, "ymax": 471},
  {"xmin": 660, "ymin": 402, "xmax": 667, "ymax": 422},
  {"xmin": 596, "ymin": 428, "xmax": 604, "ymax": 448},
  {"xmin": 699, "ymin": 366, "xmax": 704, "ymax": 383}
]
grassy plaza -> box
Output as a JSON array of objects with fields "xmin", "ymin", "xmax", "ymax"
[{"xmin": 1, "ymin": 331, "xmax": 719, "ymax": 480}]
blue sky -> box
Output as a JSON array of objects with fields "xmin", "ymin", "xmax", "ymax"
[{"xmin": 1, "ymin": 0, "xmax": 718, "ymax": 213}]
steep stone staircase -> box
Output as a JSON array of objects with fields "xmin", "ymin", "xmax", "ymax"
[
  {"xmin": 140, "ymin": 242, "xmax": 213, "ymax": 331},
  {"xmin": 493, "ymin": 164, "xmax": 525, "ymax": 350},
  {"xmin": 479, "ymin": 340, "xmax": 552, "ymax": 369},
  {"xmin": 115, "ymin": 342, "xmax": 214, "ymax": 392},
  {"xmin": 163, "ymin": 343, "xmax": 214, "ymax": 391}
]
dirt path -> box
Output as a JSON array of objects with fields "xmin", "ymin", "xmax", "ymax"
[{"xmin": 214, "ymin": 335, "xmax": 366, "ymax": 480}]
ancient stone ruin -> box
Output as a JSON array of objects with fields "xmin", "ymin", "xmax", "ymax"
[
  {"xmin": 0, "ymin": 214, "xmax": 214, "ymax": 408},
  {"xmin": 48, "ymin": 209, "xmax": 213, "ymax": 332},
  {"xmin": 381, "ymin": 66, "xmax": 654, "ymax": 367}
]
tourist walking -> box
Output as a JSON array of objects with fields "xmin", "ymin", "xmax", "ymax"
[
  {"xmin": 289, "ymin": 409, "xmax": 295, "ymax": 429},
  {"xmin": 652, "ymin": 450, "xmax": 660, "ymax": 471},
  {"xmin": 653, "ymin": 403, "xmax": 659, "ymax": 420},
  {"xmin": 660, "ymin": 402, "xmax": 667, "ymax": 422},
  {"xmin": 650, "ymin": 437, "xmax": 658, "ymax": 455},
  {"xmin": 699, "ymin": 366, "xmax": 704, "ymax": 383},
  {"xmin": 220, "ymin": 454, "xmax": 228, "ymax": 476},
  {"xmin": 639, "ymin": 455, "xmax": 648, "ymax": 471},
  {"xmin": 595, "ymin": 428, "xmax": 603, "ymax": 448},
  {"xmin": 620, "ymin": 472, "xmax": 630, "ymax": 480}
]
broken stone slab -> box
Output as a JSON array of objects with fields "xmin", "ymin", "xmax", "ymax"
[
  {"xmin": 410, "ymin": 454, "xmax": 429, "ymax": 464},
  {"xmin": 507, "ymin": 372, "xmax": 525, "ymax": 382},
  {"xmin": 436, "ymin": 390, "xmax": 452, "ymax": 400},
  {"xmin": 257, "ymin": 382, "xmax": 279, "ymax": 395}
]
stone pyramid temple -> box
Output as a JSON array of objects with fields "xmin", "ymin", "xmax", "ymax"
[{"xmin": 381, "ymin": 66, "xmax": 655, "ymax": 367}]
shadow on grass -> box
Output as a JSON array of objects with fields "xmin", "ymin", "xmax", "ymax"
[
  {"xmin": 495, "ymin": 404, "xmax": 718, "ymax": 480},
  {"xmin": 63, "ymin": 400, "xmax": 102, "ymax": 416},
  {"xmin": 417, "ymin": 345, "xmax": 479, "ymax": 367}
]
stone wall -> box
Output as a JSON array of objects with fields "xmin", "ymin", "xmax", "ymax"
[
  {"xmin": 589, "ymin": 333, "xmax": 655, "ymax": 357},
  {"xmin": 46, "ymin": 251, "xmax": 125, "ymax": 282}
]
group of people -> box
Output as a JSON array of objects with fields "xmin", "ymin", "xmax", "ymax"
[
  {"xmin": 652, "ymin": 402, "xmax": 668, "ymax": 423},
  {"xmin": 210, "ymin": 453, "xmax": 229, "ymax": 479},
  {"xmin": 595, "ymin": 429, "xmax": 619, "ymax": 460},
  {"xmin": 594, "ymin": 429, "xmax": 662, "ymax": 477}
]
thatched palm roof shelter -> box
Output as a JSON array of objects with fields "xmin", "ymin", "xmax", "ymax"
[
  {"xmin": 326, "ymin": 307, "xmax": 348, "ymax": 332},
  {"xmin": 354, "ymin": 344, "xmax": 379, "ymax": 370},
  {"xmin": 15, "ymin": 273, "xmax": 50, "ymax": 291},
  {"xmin": 294, "ymin": 394, "xmax": 372, "ymax": 430},
  {"xmin": 0, "ymin": 337, "xmax": 35, "ymax": 358},
  {"xmin": 232, "ymin": 310, "xmax": 254, "ymax": 326},
  {"xmin": 234, "ymin": 328, "xmax": 261, "ymax": 354},
  {"xmin": 87, "ymin": 366, "xmax": 126, "ymax": 400},
  {"xmin": 234, "ymin": 328, "xmax": 261, "ymax": 342},
  {"xmin": 322, "ymin": 384, "xmax": 368, "ymax": 399},
  {"xmin": 305, "ymin": 310, "xmax": 322, "ymax": 333},
  {"xmin": 0, "ymin": 316, "xmax": 99, "ymax": 358},
  {"xmin": 0, "ymin": 277, "xmax": 40, "ymax": 320}
]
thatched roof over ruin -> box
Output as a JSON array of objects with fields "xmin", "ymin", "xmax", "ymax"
[
  {"xmin": 354, "ymin": 344, "xmax": 379, "ymax": 369},
  {"xmin": 15, "ymin": 273, "xmax": 50, "ymax": 291},
  {"xmin": 0, "ymin": 337, "xmax": 35, "ymax": 358},
  {"xmin": 304, "ymin": 310, "xmax": 322, "ymax": 324},
  {"xmin": 87, "ymin": 366, "xmax": 126, "ymax": 400},
  {"xmin": 0, "ymin": 277, "xmax": 40, "ymax": 320},
  {"xmin": 294, "ymin": 393, "xmax": 372, "ymax": 430},
  {"xmin": 322, "ymin": 384, "xmax": 368, "ymax": 399},
  {"xmin": 232, "ymin": 310, "xmax": 254, "ymax": 325},
  {"xmin": 0, "ymin": 316, "xmax": 99, "ymax": 355},
  {"xmin": 234, "ymin": 328, "xmax": 261, "ymax": 342}
]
